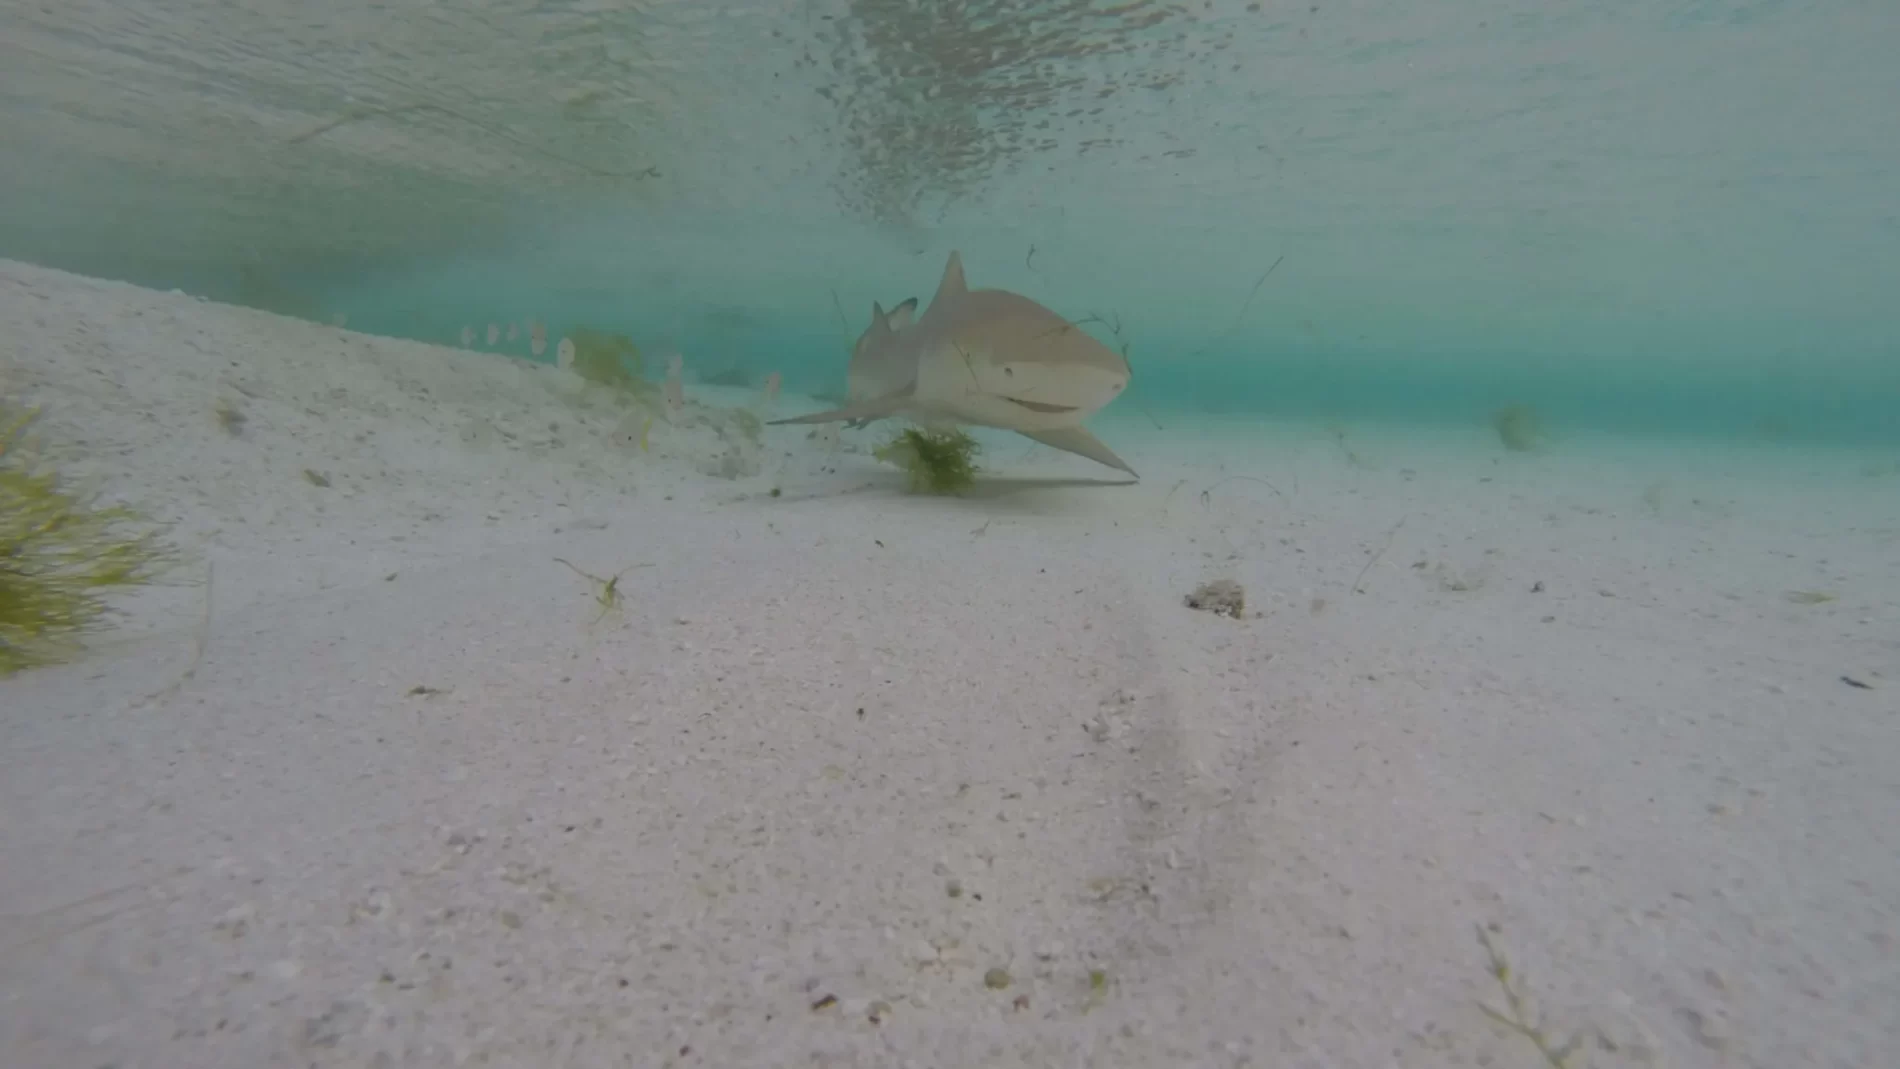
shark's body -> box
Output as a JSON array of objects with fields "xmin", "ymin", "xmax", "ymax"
[
  {"xmin": 772, "ymin": 251, "xmax": 1137, "ymax": 478},
  {"xmin": 845, "ymin": 296, "xmax": 918, "ymax": 413}
]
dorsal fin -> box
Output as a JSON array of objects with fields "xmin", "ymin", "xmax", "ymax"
[
  {"xmin": 925, "ymin": 251, "xmax": 968, "ymax": 316},
  {"xmin": 866, "ymin": 301, "xmax": 892, "ymax": 340},
  {"xmin": 886, "ymin": 296, "xmax": 918, "ymax": 330}
]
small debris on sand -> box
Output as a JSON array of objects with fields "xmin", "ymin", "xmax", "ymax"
[{"xmin": 1185, "ymin": 579, "xmax": 1246, "ymax": 618}]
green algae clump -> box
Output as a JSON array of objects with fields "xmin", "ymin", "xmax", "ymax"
[
  {"xmin": 1, "ymin": 402, "xmax": 172, "ymax": 675},
  {"xmin": 1492, "ymin": 403, "xmax": 1544, "ymax": 452},
  {"xmin": 728, "ymin": 407, "xmax": 763, "ymax": 446},
  {"xmin": 568, "ymin": 328, "xmax": 652, "ymax": 401},
  {"xmin": 874, "ymin": 426, "xmax": 980, "ymax": 495}
]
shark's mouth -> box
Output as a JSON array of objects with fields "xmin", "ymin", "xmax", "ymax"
[{"xmin": 1002, "ymin": 397, "xmax": 1079, "ymax": 414}]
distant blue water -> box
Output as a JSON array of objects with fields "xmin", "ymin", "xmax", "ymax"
[
  {"xmin": 5, "ymin": 1, "xmax": 1897, "ymax": 453},
  {"xmin": 282, "ymin": 302, "xmax": 1899, "ymax": 449}
]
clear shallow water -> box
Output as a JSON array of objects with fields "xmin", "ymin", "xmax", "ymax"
[
  {"xmin": 2, "ymin": 0, "xmax": 1896, "ymax": 446},
  {"xmin": 3, "ymin": 8, "xmax": 1900, "ymax": 1063}
]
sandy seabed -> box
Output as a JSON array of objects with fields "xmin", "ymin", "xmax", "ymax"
[{"xmin": 1, "ymin": 259, "xmax": 1895, "ymax": 1069}]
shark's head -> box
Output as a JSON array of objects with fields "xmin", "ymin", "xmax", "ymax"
[
  {"xmin": 925, "ymin": 298, "xmax": 1132, "ymax": 430},
  {"xmin": 912, "ymin": 252, "xmax": 1133, "ymax": 425},
  {"xmin": 958, "ymin": 328, "xmax": 1131, "ymax": 421}
]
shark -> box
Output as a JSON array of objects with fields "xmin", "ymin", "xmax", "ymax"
[{"xmin": 771, "ymin": 251, "xmax": 1137, "ymax": 478}]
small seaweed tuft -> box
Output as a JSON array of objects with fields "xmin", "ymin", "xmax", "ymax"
[
  {"xmin": 568, "ymin": 328, "xmax": 653, "ymax": 401},
  {"xmin": 875, "ymin": 426, "xmax": 980, "ymax": 494},
  {"xmin": 1475, "ymin": 924, "xmax": 1587, "ymax": 1068},
  {"xmin": 213, "ymin": 396, "xmax": 247, "ymax": 437},
  {"xmin": 1, "ymin": 401, "xmax": 174, "ymax": 675},
  {"xmin": 727, "ymin": 407, "xmax": 763, "ymax": 446},
  {"xmin": 1493, "ymin": 404, "xmax": 1545, "ymax": 452},
  {"xmin": 554, "ymin": 556, "xmax": 652, "ymax": 626}
]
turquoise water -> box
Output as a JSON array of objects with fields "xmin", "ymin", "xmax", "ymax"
[
  {"xmin": 2, "ymin": 2, "xmax": 1896, "ymax": 445},
  {"xmin": 6, "ymin": 6, "xmax": 1900, "ymax": 1065}
]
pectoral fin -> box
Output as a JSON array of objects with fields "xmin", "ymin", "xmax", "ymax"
[
  {"xmin": 768, "ymin": 384, "xmax": 913, "ymax": 426},
  {"xmin": 1018, "ymin": 426, "xmax": 1138, "ymax": 479}
]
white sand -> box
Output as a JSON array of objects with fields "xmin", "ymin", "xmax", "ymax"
[{"xmin": 2, "ymin": 259, "xmax": 1895, "ymax": 1068}]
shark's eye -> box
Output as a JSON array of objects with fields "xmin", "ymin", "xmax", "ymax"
[{"xmin": 1003, "ymin": 367, "xmax": 1013, "ymax": 376}]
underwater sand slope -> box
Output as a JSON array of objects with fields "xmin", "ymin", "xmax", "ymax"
[{"xmin": 2, "ymin": 260, "xmax": 1897, "ymax": 1068}]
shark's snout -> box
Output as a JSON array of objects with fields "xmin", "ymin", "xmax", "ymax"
[
  {"xmin": 990, "ymin": 361, "xmax": 1128, "ymax": 417},
  {"xmin": 1001, "ymin": 397, "xmax": 1081, "ymax": 414}
]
